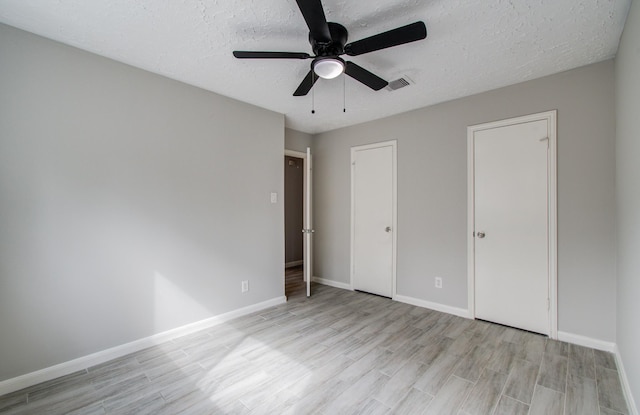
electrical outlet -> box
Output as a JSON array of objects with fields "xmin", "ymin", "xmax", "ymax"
[
  {"xmin": 435, "ymin": 277, "xmax": 442, "ymax": 289},
  {"xmin": 241, "ymin": 280, "xmax": 249, "ymax": 293}
]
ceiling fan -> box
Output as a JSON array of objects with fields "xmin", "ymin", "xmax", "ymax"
[{"xmin": 233, "ymin": 0, "xmax": 427, "ymax": 96}]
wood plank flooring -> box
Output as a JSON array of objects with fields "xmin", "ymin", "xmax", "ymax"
[
  {"xmin": 0, "ymin": 267, "xmax": 628, "ymax": 414},
  {"xmin": 285, "ymin": 265, "xmax": 305, "ymax": 298}
]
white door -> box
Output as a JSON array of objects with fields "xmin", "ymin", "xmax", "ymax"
[
  {"xmin": 351, "ymin": 141, "xmax": 396, "ymax": 297},
  {"xmin": 470, "ymin": 113, "xmax": 556, "ymax": 335},
  {"xmin": 303, "ymin": 147, "xmax": 313, "ymax": 297}
]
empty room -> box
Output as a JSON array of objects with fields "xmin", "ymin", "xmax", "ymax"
[{"xmin": 0, "ymin": 0, "xmax": 639, "ymax": 414}]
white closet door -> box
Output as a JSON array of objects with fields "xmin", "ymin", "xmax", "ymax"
[
  {"xmin": 473, "ymin": 119, "xmax": 550, "ymax": 335},
  {"xmin": 352, "ymin": 142, "xmax": 395, "ymax": 298}
]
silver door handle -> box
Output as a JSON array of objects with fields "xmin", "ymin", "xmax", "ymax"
[
  {"xmin": 385, "ymin": 226, "xmax": 392, "ymax": 233},
  {"xmin": 477, "ymin": 232, "xmax": 486, "ymax": 238}
]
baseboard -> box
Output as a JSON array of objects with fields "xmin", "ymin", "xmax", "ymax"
[
  {"xmin": 285, "ymin": 260, "xmax": 303, "ymax": 268},
  {"xmin": 312, "ymin": 276, "xmax": 353, "ymax": 291},
  {"xmin": 310, "ymin": 282, "xmax": 471, "ymax": 319},
  {"xmin": 393, "ymin": 294, "xmax": 472, "ymax": 319},
  {"xmin": 557, "ymin": 328, "xmax": 638, "ymax": 413},
  {"xmin": 556, "ymin": 331, "xmax": 616, "ymax": 353},
  {"xmin": 614, "ymin": 345, "xmax": 639, "ymax": 415},
  {"xmin": 0, "ymin": 295, "xmax": 286, "ymax": 396}
]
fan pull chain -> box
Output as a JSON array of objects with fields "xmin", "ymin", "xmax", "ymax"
[
  {"xmin": 343, "ymin": 73, "xmax": 346, "ymax": 113},
  {"xmin": 311, "ymin": 72, "xmax": 315, "ymax": 114}
]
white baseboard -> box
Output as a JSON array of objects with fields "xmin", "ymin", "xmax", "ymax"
[
  {"xmin": 614, "ymin": 345, "xmax": 639, "ymax": 415},
  {"xmin": 556, "ymin": 330, "xmax": 638, "ymax": 413},
  {"xmin": 285, "ymin": 260, "xmax": 303, "ymax": 268},
  {"xmin": 0, "ymin": 296, "xmax": 286, "ymax": 396},
  {"xmin": 556, "ymin": 331, "xmax": 616, "ymax": 353},
  {"xmin": 312, "ymin": 276, "xmax": 353, "ymax": 291},
  {"xmin": 394, "ymin": 294, "xmax": 472, "ymax": 319},
  {"xmin": 310, "ymin": 280, "xmax": 471, "ymax": 319}
]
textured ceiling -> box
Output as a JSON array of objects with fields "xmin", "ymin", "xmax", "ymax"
[{"xmin": 0, "ymin": 0, "xmax": 631, "ymax": 134}]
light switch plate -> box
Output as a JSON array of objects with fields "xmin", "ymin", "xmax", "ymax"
[{"xmin": 270, "ymin": 192, "xmax": 277, "ymax": 203}]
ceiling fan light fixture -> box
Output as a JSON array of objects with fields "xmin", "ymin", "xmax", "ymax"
[{"xmin": 313, "ymin": 58, "xmax": 345, "ymax": 79}]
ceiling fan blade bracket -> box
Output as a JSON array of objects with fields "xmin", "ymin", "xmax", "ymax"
[{"xmin": 310, "ymin": 22, "xmax": 348, "ymax": 57}]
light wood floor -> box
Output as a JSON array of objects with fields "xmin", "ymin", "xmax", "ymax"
[
  {"xmin": 285, "ymin": 265, "xmax": 305, "ymax": 298},
  {"xmin": 0, "ymin": 268, "xmax": 628, "ymax": 414}
]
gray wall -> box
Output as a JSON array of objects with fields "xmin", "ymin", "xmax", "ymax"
[
  {"xmin": 0, "ymin": 24, "xmax": 284, "ymax": 381},
  {"xmin": 285, "ymin": 128, "xmax": 312, "ymax": 153},
  {"xmin": 312, "ymin": 60, "xmax": 616, "ymax": 342},
  {"xmin": 616, "ymin": 0, "xmax": 640, "ymax": 406}
]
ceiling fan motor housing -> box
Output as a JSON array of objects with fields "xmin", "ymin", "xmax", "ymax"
[{"xmin": 310, "ymin": 22, "xmax": 348, "ymax": 56}]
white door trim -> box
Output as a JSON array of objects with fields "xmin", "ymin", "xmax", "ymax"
[
  {"xmin": 284, "ymin": 150, "xmax": 307, "ymax": 158},
  {"xmin": 304, "ymin": 147, "xmax": 313, "ymax": 297},
  {"xmin": 350, "ymin": 140, "xmax": 398, "ymax": 298},
  {"xmin": 467, "ymin": 110, "xmax": 557, "ymax": 338}
]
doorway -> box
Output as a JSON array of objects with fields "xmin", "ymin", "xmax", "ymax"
[
  {"xmin": 467, "ymin": 111, "xmax": 557, "ymax": 337},
  {"xmin": 284, "ymin": 153, "xmax": 304, "ymax": 297},
  {"xmin": 351, "ymin": 140, "xmax": 397, "ymax": 298},
  {"xmin": 284, "ymin": 149, "xmax": 313, "ymax": 298}
]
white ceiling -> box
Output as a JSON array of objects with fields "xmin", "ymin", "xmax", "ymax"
[{"xmin": 0, "ymin": 0, "xmax": 631, "ymax": 134}]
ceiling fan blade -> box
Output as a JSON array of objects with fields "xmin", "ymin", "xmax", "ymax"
[
  {"xmin": 345, "ymin": 21, "xmax": 427, "ymax": 56},
  {"xmin": 293, "ymin": 70, "xmax": 319, "ymax": 96},
  {"xmin": 344, "ymin": 61, "xmax": 388, "ymax": 90},
  {"xmin": 233, "ymin": 51, "xmax": 311, "ymax": 59},
  {"xmin": 295, "ymin": 0, "xmax": 332, "ymax": 43}
]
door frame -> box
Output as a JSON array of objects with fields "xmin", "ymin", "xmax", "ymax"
[
  {"xmin": 350, "ymin": 140, "xmax": 398, "ymax": 298},
  {"xmin": 467, "ymin": 110, "xmax": 558, "ymax": 338},
  {"xmin": 284, "ymin": 150, "xmax": 308, "ymax": 282}
]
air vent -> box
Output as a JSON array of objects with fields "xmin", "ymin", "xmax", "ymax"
[{"xmin": 387, "ymin": 77, "xmax": 410, "ymax": 91}]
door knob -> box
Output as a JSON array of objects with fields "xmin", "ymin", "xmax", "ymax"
[
  {"xmin": 385, "ymin": 226, "xmax": 392, "ymax": 233},
  {"xmin": 477, "ymin": 232, "xmax": 486, "ymax": 238}
]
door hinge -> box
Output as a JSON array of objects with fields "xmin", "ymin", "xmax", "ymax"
[
  {"xmin": 539, "ymin": 137, "xmax": 549, "ymax": 149},
  {"xmin": 547, "ymin": 298, "xmax": 550, "ymax": 310}
]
